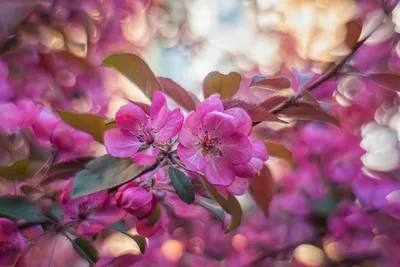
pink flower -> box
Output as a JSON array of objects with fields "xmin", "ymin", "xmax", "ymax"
[
  {"xmin": 115, "ymin": 182, "xmax": 157, "ymax": 220},
  {"xmin": 178, "ymin": 94, "xmax": 253, "ymax": 186},
  {"xmin": 0, "ymin": 100, "xmax": 42, "ymax": 133},
  {"xmin": 104, "ymin": 92, "xmax": 183, "ymax": 165},
  {"xmin": 60, "ymin": 179, "xmax": 125, "ymax": 236},
  {"xmin": 0, "ymin": 218, "xmax": 27, "ymax": 266},
  {"xmin": 136, "ymin": 208, "xmax": 169, "ymax": 237}
]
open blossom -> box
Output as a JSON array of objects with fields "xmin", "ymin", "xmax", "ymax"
[
  {"xmin": 0, "ymin": 218, "xmax": 27, "ymax": 266},
  {"xmin": 178, "ymin": 94, "xmax": 256, "ymax": 186},
  {"xmin": 105, "ymin": 92, "xmax": 183, "ymax": 165},
  {"xmin": 60, "ymin": 179, "xmax": 125, "ymax": 236}
]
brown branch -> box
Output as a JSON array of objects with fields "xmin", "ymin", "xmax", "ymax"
[{"xmin": 252, "ymin": 13, "xmax": 388, "ymax": 127}]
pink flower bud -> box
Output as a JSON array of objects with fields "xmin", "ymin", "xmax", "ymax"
[
  {"xmin": 115, "ymin": 182, "xmax": 157, "ymax": 220},
  {"xmin": 0, "ymin": 218, "xmax": 27, "ymax": 266}
]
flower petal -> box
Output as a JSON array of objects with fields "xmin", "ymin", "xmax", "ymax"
[
  {"xmin": 104, "ymin": 128, "xmax": 142, "ymax": 158},
  {"xmin": 204, "ymin": 156, "xmax": 235, "ymax": 186},
  {"xmin": 227, "ymin": 177, "xmax": 249, "ymax": 196},
  {"xmin": 156, "ymin": 108, "xmax": 183, "ymax": 142},
  {"xmin": 32, "ymin": 109, "xmax": 59, "ymax": 141},
  {"xmin": 234, "ymin": 157, "xmax": 264, "ymax": 178},
  {"xmin": 220, "ymin": 132, "xmax": 252, "ymax": 164},
  {"xmin": 177, "ymin": 144, "xmax": 206, "ymax": 171},
  {"xmin": 132, "ymin": 146, "xmax": 160, "ymax": 166},
  {"xmin": 196, "ymin": 94, "xmax": 224, "ymax": 122},
  {"xmin": 0, "ymin": 102, "xmax": 23, "ymax": 132},
  {"xmin": 150, "ymin": 91, "xmax": 168, "ymax": 131},
  {"xmin": 203, "ymin": 111, "xmax": 236, "ymax": 139},
  {"xmin": 115, "ymin": 103, "xmax": 147, "ymax": 134},
  {"xmin": 179, "ymin": 111, "xmax": 202, "ymax": 147},
  {"xmin": 251, "ymin": 140, "xmax": 269, "ymax": 161},
  {"xmin": 224, "ymin": 107, "xmax": 252, "ymax": 135}
]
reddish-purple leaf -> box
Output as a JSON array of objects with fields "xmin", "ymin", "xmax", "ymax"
[
  {"xmin": 222, "ymin": 99, "xmax": 286, "ymax": 123},
  {"xmin": 259, "ymin": 95, "xmax": 291, "ymax": 112},
  {"xmin": 157, "ymin": 77, "xmax": 196, "ymax": 111},
  {"xmin": 249, "ymin": 76, "xmax": 291, "ymax": 91},
  {"xmin": 363, "ymin": 72, "xmax": 400, "ymax": 92},
  {"xmin": 344, "ymin": 20, "xmax": 362, "ymax": 49},
  {"xmin": 203, "ymin": 71, "xmax": 241, "ymax": 99},
  {"xmin": 249, "ymin": 164, "xmax": 274, "ymax": 217},
  {"xmin": 278, "ymin": 102, "xmax": 340, "ymax": 128}
]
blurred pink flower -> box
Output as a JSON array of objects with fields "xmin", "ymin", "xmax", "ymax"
[{"xmin": 0, "ymin": 218, "xmax": 27, "ymax": 266}]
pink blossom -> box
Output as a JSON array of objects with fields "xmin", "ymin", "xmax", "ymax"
[
  {"xmin": 105, "ymin": 92, "xmax": 183, "ymax": 165},
  {"xmin": 0, "ymin": 218, "xmax": 27, "ymax": 266},
  {"xmin": 60, "ymin": 179, "xmax": 125, "ymax": 236},
  {"xmin": 178, "ymin": 94, "xmax": 253, "ymax": 186},
  {"xmin": 115, "ymin": 182, "xmax": 157, "ymax": 220},
  {"xmin": 0, "ymin": 100, "xmax": 42, "ymax": 133}
]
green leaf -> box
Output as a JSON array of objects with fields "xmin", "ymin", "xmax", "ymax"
[
  {"xmin": 56, "ymin": 110, "xmax": 116, "ymax": 144},
  {"xmin": 109, "ymin": 221, "xmax": 147, "ymax": 254},
  {"xmin": 49, "ymin": 202, "xmax": 64, "ymax": 219},
  {"xmin": 147, "ymin": 206, "xmax": 161, "ymax": 225},
  {"xmin": 20, "ymin": 184, "xmax": 42, "ymax": 196},
  {"xmin": 203, "ymin": 179, "xmax": 243, "ymax": 233},
  {"xmin": 0, "ymin": 196, "xmax": 46, "ymax": 221},
  {"xmin": 203, "ymin": 71, "xmax": 241, "ymax": 99},
  {"xmin": 0, "ymin": 159, "xmax": 31, "ymax": 180},
  {"xmin": 195, "ymin": 197, "xmax": 225, "ymax": 226},
  {"xmin": 101, "ymin": 53, "xmax": 163, "ymax": 100},
  {"xmin": 72, "ymin": 155, "xmax": 145, "ymax": 198},
  {"xmin": 73, "ymin": 237, "xmax": 100, "ymax": 263},
  {"xmin": 311, "ymin": 195, "xmax": 337, "ymax": 215},
  {"xmin": 168, "ymin": 167, "xmax": 195, "ymax": 204}
]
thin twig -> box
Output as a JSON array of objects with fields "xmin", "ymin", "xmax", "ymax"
[{"xmin": 252, "ymin": 12, "xmax": 388, "ymax": 127}]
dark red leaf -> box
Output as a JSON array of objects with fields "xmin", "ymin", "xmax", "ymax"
[
  {"xmin": 249, "ymin": 76, "xmax": 291, "ymax": 91},
  {"xmin": 249, "ymin": 164, "xmax": 274, "ymax": 217},
  {"xmin": 157, "ymin": 77, "xmax": 196, "ymax": 111},
  {"xmin": 259, "ymin": 95, "xmax": 291, "ymax": 112}
]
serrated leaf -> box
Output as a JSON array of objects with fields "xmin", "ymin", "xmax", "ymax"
[
  {"xmin": 56, "ymin": 110, "xmax": 116, "ymax": 144},
  {"xmin": 0, "ymin": 159, "xmax": 31, "ymax": 180},
  {"xmin": 203, "ymin": 71, "xmax": 241, "ymax": 99},
  {"xmin": 0, "ymin": 196, "xmax": 46, "ymax": 221},
  {"xmin": 158, "ymin": 77, "xmax": 196, "ymax": 111},
  {"xmin": 264, "ymin": 141, "xmax": 294, "ymax": 167},
  {"xmin": 195, "ymin": 197, "xmax": 225, "ymax": 226},
  {"xmin": 109, "ymin": 221, "xmax": 147, "ymax": 254},
  {"xmin": 168, "ymin": 167, "xmax": 195, "ymax": 204},
  {"xmin": 72, "ymin": 155, "xmax": 145, "ymax": 198},
  {"xmin": 203, "ymin": 179, "xmax": 242, "ymax": 232},
  {"xmin": 249, "ymin": 164, "xmax": 274, "ymax": 217},
  {"xmin": 73, "ymin": 237, "xmax": 99, "ymax": 263},
  {"xmin": 102, "ymin": 53, "xmax": 163, "ymax": 100}
]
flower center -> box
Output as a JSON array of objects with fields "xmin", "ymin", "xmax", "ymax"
[
  {"xmin": 137, "ymin": 126, "xmax": 156, "ymax": 144},
  {"xmin": 196, "ymin": 132, "xmax": 222, "ymax": 157}
]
